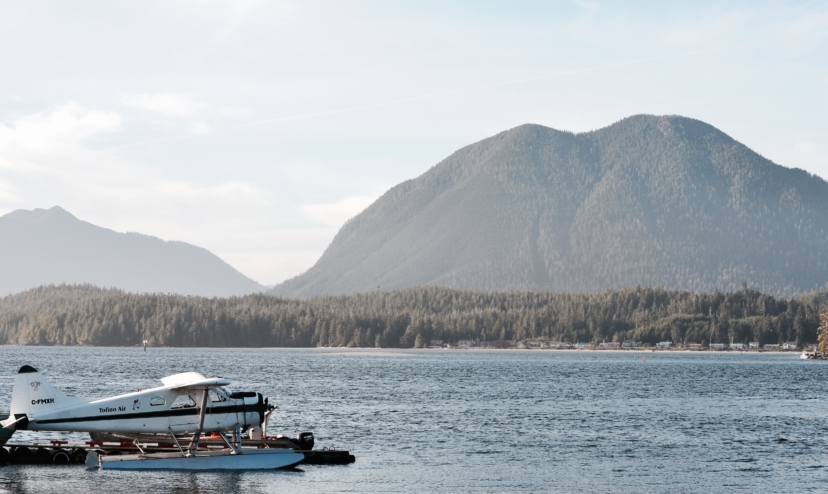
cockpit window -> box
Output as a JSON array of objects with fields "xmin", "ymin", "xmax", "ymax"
[
  {"xmin": 170, "ymin": 395, "xmax": 196, "ymax": 409},
  {"xmin": 150, "ymin": 395, "xmax": 166, "ymax": 406},
  {"xmin": 208, "ymin": 390, "xmax": 225, "ymax": 403}
]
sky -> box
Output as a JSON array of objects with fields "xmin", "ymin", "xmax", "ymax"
[{"xmin": 0, "ymin": 1, "xmax": 826, "ymax": 286}]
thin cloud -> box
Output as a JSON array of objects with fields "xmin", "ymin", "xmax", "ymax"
[
  {"xmin": 0, "ymin": 102, "xmax": 120, "ymax": 154},
  {"xmin": 662, "ymin": 12, "xmax": 755, "ymax": 47},
  {"xmin": 110, "ymin": 44, "xmax": 736, "ymax": 151},
  {"xmin": 121, "ymin": 93, "xmax": 202, "ymax": 118},
  {"xmin": 572, "ymin": 0, "xmax": 599, "ymax": 16}
]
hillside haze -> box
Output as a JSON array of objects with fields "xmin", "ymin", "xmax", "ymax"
[
  {"xmin": 0, "ymin": 207, "xmax": 264, "ymax": 297},
  {"xmin": 274, "ymin": 115, "xmax": 828, "ymax": 298}
]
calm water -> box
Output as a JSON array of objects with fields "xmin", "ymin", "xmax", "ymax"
[{"xmin": 0, "ymin": 347, "xmax": 827, "ymax": 493}]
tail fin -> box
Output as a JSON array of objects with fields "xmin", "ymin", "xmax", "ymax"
[{"xmin": 8, "ymin": 365, "xmax": 73, "ymax": 425}]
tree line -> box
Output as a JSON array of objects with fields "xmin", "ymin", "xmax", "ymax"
[{"xmin": 0, "ymin": 284, "xmax": 826, "ymax": 348}]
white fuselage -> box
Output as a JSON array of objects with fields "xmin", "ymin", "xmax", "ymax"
[
  {"xmin": 27, "ymin": 386, "xmax": 263, "ymax": 433},
  {"xmin": 6, "ymin": 367, "xmax": 268, "ymax": 435}
]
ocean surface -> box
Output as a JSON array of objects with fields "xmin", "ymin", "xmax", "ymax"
[{"xmin": 0, "ymin": 347, "xmax": 826, "ymax": 493}]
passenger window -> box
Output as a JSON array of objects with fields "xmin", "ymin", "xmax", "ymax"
[
  {"xmin": 150, "ymin": 395, "xmax": 166, "ymax": 406},
  {"xmin": 170, "ymin": 395, "xmax": 196, "ymax": 409},
  {"xmin": 208, "ymin": 391, "xmax": 224, "ymax": 403}
]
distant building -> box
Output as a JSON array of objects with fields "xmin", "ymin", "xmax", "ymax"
[
  {"xmin": 764, "ymin": 344, "xmax": 780, "ymax": 350},
  {"xmin": 575, "ymin": 342, "xmax": 588, "ymax": 348},
  {"xmin": 429, "ymin": 340, "xmax": 444, "ymax": 347},
  {"xmin": 457, "ymin": 340, "xmax": 476, "ymax": 348},
  {"xmin": 656, "ymin": 341, "xmax": 672, "ymax": 348},
  {"xmin": 599, "ymin": 342, "xmax": 621, "ymax": 348},
  {"xmin": 730, "ymin": 343, "xmax": 746, "ymax": 350},
  {"xmin": 527, "ymin": 340, "xmax": 543, "ymax": 348},
  {"xmin": 687, "ymin": 343, "xmax": 702, "ymax": 349},
  {"xmin": 547, "ymin": 342, "xmax": 569, "ymax": 348},
  {"xmin": 749, "ymin": 342, "xmax": 759, "ymax": 349},
  {"xmin": 709, "ymin": 343, "xmax": 726, "ymax": 350},
  {"xmin": 782, "ymin": 341, "xmax": 798, "ymax": 350},
  {"xmin": 492, "ymin": 340, "xmax": 512, "ymax": 349},
  {"xmin": 623, "ymin": 341, "xmax": 640, "ymax": 348},
  {"xmin": 479, "ymin": 340, "xmax": 492, "ymax": 348}
]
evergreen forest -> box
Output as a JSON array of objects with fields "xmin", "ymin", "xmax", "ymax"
[{"xmin": 1, "ymin": 284, "xmax": 826, "ymax": 348}]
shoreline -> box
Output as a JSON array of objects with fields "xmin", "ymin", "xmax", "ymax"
[
  {"xmin": 422, "ymin": 347, "xmax": 808, "ymax": 354},
  {"xmin": 0, "ymin": 344, "xmax": 813, "ymax": 355}
]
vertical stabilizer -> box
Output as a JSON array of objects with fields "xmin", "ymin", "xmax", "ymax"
[{"xmin": 8, "ymin": 365, "xmax": 72, "ymax": 426}]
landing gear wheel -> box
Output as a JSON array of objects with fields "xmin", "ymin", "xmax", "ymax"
[{"xmin": 51, "ymin": 449, "xmax": 70, "ymax": 465}]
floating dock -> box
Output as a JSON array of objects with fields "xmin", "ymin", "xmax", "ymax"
[{"xmin": 0, "ymin": 436, "xmax": 355, "ymax": 467}]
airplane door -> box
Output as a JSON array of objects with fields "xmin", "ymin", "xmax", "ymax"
[
  {"xmin": 168, "ymin": 393, "xmax": 199, "ymax": 432},
  {"xmin": 204, "ymin": 390, "xmax": 231, "ymax": 430}
]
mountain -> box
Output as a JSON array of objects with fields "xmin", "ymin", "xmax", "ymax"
[
  {"xmin": 273, "ymin": 114, "xmax": 828, "ymax": 298},
  {"xmin": 0, "ymin": 206, "xmax": 264, "ymax": 297}
]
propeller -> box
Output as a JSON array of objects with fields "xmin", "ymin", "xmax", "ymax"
[{"xmin": 262, "ymin": 399, "xmax": 277, "ymax": 435}]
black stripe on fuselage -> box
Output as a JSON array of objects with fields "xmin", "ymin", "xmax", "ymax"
[{"xmin": 33, "ymin": 404, "xmax": 266, "ymax": 425}]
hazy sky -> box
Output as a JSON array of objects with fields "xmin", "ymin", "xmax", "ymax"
[{"xmin": 0, "ymin": 1, "xmax": 826, "ymax": 285}]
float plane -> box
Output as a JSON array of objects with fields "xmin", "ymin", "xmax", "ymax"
[{"xmin": 1, "ymin": 365, "xmax": 304, "ymax": 470}]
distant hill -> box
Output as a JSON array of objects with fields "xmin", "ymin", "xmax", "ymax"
[
  {"xmin": 273, "ymin": 115, "xmax": 828, "ymax": 298},
  {"xmin": 1, "ymin": 284, "xmax": 825, "ymax": 347},
  {"xmin": 0, "ymin": 206, "xmax": 264, "ymax": 297}
]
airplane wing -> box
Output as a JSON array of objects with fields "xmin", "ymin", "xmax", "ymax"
[
  {"xmin": 171, "ymin": 378, "xmax": 231, "ymax": 392},
  {"xmin": 160, "ymin": 372, "xmax": 230, "ymax": 392},
  {"xmin": 160, "ymin": 372, "xmax": 208, "ymax": 387}
]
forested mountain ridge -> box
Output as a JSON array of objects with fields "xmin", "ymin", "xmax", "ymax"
[
  {"xmin": 1, "ymin": 284, "xmax": 825, "ymax": 348},
  {"xmin": 274, "ymin": 115, "xmax": 828, "ymax": 298},
  {"xmin": 0, "ymin": 207, "xmax": 265, "ymax": 297}
]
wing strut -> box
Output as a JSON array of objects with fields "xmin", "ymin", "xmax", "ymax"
[{"xmin": 188, "ymin": 389, "xmax": 209, "ymax": 456}]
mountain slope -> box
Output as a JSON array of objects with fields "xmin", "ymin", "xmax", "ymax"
[
  {"xmin": 0, "ymin": 207, "xmax": 264, "ymax": 297},
  {"xmin": 273, "ymin": 114, "xmax": 828, "ymax": 298}
]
